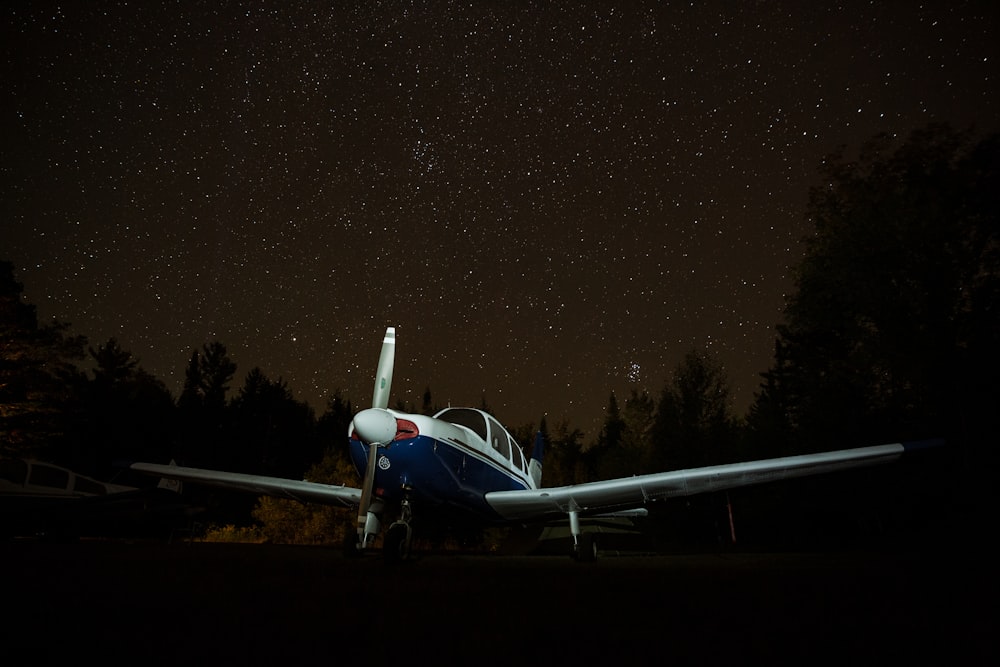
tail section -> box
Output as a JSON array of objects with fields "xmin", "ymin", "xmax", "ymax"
[{"xmin": 528, "ymin": 430, "xmax": 544, "ymax": 488}]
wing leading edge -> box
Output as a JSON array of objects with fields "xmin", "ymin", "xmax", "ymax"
[
  {"xmin": 129, "ymin": 462, "xmax": 362, "ymax": 508},
  {"xmin": 484, "ymin": 439, "xmax": 943, "ymax": 522}
]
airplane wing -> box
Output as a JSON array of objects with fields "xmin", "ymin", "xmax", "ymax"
[
  {"xmin": 129, "ymin": 462, "xmax": 362, "ymax": 508},
  {"xmin": 484, "ymin": 439, "xmax": 943, "ymax": 522}
]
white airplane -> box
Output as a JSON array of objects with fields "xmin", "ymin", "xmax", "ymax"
[{"xmin": 131, "ymin": 327, "xmax": 943, "ymax": 560}]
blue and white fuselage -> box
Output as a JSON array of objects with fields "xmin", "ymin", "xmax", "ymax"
[{"xmin": 348, "ymin": 407, "xmax": 536, "ymax": 523}]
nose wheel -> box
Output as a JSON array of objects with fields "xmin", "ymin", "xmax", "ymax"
[{"xmin": 383, "ymin": 498, "xmax": 414, "ymax": 563}]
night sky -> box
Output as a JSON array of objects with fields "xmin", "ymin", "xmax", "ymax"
[{"xmin": 3, "ymin": 2, "xmax": 998, "ymax": 437}]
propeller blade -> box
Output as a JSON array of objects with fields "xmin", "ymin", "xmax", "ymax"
[
  {"xmin": 371, "ymin": 327, "xmax": 395, "ymax": 409},
  {"xmin": 356, "ymin": 440, "xmax": 379, "ymax": 546}
]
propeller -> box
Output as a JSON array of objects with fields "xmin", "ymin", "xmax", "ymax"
[
  {"xmin": 354, "ymin": 326, "xmax": 396, "ymax": 549},
  {"xmin": 371, "ymin": 327, "xmax": 395, "ymax": 409}
]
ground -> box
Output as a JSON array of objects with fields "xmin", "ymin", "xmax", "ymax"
[{"xmin": 3, "ymin": 539, "xmax": 993, "ymax": 665}]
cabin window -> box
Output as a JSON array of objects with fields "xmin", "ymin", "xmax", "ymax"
[
  {"xmin": 510, "ymin": 437, "xmax": 527, "ymax": 472},
  {"xmin": 488, "ymin": 417, "xmax": 510, "ymax": 459},
  {"xmin": 73, "ymin": 476, "xmax": 107, "ymax": 495},
  {"xmin": 28, "ymin": 464, "xmax": 70, "ymax": 490}
]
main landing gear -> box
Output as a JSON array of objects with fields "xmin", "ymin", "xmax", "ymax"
[{"xmin": 569, "ymin": 509, "xmax": 598, "ymax": 562}]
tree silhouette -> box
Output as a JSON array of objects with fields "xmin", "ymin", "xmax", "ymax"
[
  {"xmin": 175, "ymin": 341, "xmax": 237, "ymax": 469},
  {"xmin": 89, "ymin": 338, "xmax": 138, "ymax": 387},
  {"xmin": 744, "ymin": 339, "xmax": 796, "ymax": 458},
  {"xmin": 541, "ymin": 418, "xmax": 585, "ymax": 487},
  {"xmin": 0, "ymin": 260, "xmax": 86, "ymax": 459},
  {"xmin": 229, "ymin": 368, "xmax": 318, "ymax": 478},
  {"xmin": 621, "ymin": 388, "xmax": 655, "ymax": 462},
  {"xmin": 762, "ymin": 124, "xmax": 999, "ymax": 453},
  {"xmin": 73, "ymin": 338, "xmax": 175, "ymax": 477},
  {"xmin": 591, "ymin": 389, "xmax": 655, "ymax": 479},
  {"xmin": 583, "ymin": 391, "xmax": 626, "ymax": 480},
  {"xmin": 649, "ymin": 349, "xmax": 738, "ymax": 471},
  {"xmin": 200, "ymin": 342, "xmax": 237, "ymax": 411},
  {"xmin": 421, "ymin": 386, "xmax": 436, "ymax": 416},
  {"xmin": 318, "ymin": 389, "xmax": 354, "ymax": 450},
  {"xmin": 742, "ymin": 123, "xmax": 1000, "ymax": 542},
  {"xmin": 178, "ymin": 349, "xmax": 203, "ymax": 413}
]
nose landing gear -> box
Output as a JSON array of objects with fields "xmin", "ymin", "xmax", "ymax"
[{"xmin": 384, "ymin": 496, "xmax": 414, "ymax": 563}]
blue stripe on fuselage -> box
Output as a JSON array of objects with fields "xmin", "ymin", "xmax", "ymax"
[{"xmin": 348, "ymin": 435, "xmax": 529, "ymax": 520}]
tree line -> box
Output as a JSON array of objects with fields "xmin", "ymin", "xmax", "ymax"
[{"xmin": 3, "ymin": 123, "xmax": 997, "ymax": 544}]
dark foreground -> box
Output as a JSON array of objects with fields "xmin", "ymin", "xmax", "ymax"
[{"xmin": 2, "ymin": 540, "xmax": 994, "ymax": 665}]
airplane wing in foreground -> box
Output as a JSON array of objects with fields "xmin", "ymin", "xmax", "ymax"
[
  {"xmin": 484, "ymin": 439, "xmax": 943, "ymax": 522},
  {"xmin": 129, "ymin": 462, "xmax": 362, "ymax": 508}
]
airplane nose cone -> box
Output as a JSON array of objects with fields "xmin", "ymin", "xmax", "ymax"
[{"xmin": 353, "ymin": 408, "xmax": 397, "ymax": 444}]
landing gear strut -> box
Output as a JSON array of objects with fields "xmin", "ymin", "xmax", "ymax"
[{"xmin": 569, "ymin": 509, "xmax": 597, "ymax": 562}]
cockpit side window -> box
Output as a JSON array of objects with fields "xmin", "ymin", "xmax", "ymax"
[
  {"xmin": 0, "ymin": 458, "xmax": 28, "ymax": 484},
  {"xmin": 28, "ymin": 464, "xmax": 70, "ymax": 490}
]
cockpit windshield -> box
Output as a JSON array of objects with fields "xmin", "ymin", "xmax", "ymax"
[{"xmin": 435, "ymin": 408, "xmax": 487, "ymax": 442}]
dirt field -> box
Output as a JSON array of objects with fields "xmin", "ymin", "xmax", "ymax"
[{"xmin": 3, "ymin": 540, "xmax": 993, "ymax": 665}]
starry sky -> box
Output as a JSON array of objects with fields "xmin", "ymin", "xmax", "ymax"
[{"xmin": 3, "ymin": 2, "xmax": 998, "ymax": 437}]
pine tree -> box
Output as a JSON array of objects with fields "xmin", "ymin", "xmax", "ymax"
[
  {"xmin": 0, "ymin": 261, "xmax": 86, "ymax": 458},
  {"xmin": 649, "ymin": 350, "xmax": 738, "ymax": 471}
]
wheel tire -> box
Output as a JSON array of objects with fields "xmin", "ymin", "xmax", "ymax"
[
  {"xmin": 384, "ymin": 523, "xmax": 409, "ymax": 563},
  {"xmin": 342, "ymin": 530, "xmax": 362, "ymax": 558},
  {"xmin": 574, "ymin": 533, "xmax": 597, "ymax": 562}
]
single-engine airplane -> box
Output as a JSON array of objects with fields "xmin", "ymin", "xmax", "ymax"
[{"xmin": 132, "ymin": 327, "xmax": 942, "ymax": 560}]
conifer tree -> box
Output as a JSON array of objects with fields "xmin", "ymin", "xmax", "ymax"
[{"xmin": 0, "ymin": 261, "xmax": 86, "ymax": 458}]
